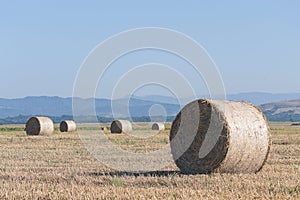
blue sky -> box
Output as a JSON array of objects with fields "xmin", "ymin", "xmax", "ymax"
[{"xmin": 0, "ymin": 1, "xmax": 300, "ymax": 98}]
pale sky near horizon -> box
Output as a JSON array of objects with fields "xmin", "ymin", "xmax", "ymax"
[{"xmin": 0, "ymin": 1, "xmax": 300, "ymax": 99}]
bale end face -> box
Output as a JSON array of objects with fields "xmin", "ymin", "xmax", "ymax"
[
  {"xmin": 110, "ymin": 121, "xmax": 122, "ymax": 133},
  {"xmin": 26, "ymin": 117, "xmax": 41, "ymax": 135}
]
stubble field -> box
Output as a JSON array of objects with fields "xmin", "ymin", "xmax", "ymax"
[{"xmin": 0, "ymin": 122, "xmax": 299, "ymax": 199}]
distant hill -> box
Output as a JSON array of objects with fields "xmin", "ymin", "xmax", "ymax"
[
  {"xmin": 260, "ymin": 99, "xmax": 300, "ymax": 122},
  {"xmin": 0, "ymin": 96, "xmax": 180, "ymax": 119},
  {"xmin": 1, "ymin": 93, "xmax": 300, "ymax": 123},
  {"xmin": 137, "ymin": 92, "xmax": 300, "ymax": 105},
  {"xmin": 131, "ymin": 95, "xmax": 180, "ymax": 104},
  {"xmin": 227, "ymin": 92, "xmax": 300, "ymax": 105},
  {"xmin": 0, "ymin": 96, "xmax": 74, "ymax": 118}
]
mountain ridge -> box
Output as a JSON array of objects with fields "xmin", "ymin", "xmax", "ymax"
[{"xmin": 1, "ymin": 92, "xmax": 300, "ymax": 122}]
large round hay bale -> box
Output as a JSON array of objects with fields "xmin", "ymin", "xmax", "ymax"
[
  {"xmin": 60, "ymin": 120, "xmax": 77, "ymax": 132},
  {"xmin": 25, "ymin": 116, "xmax": 54, "ymax": 136},
  {"xmin": 110, "ymin": 120, "xmax": 132, "ymax": 134},
  {"xmin": 152, "ymin": 122, "xmax": 165, "ymax": 131},
  {"xmin": 170, "ymin": 99, "xmax": 270, "ymax": 174}
]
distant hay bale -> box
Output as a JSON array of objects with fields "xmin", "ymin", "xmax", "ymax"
[
  {"xmin": 25, "ymin": 116, "xmax": 54, "ymax": 136},
  {"xmin": 110, "ymin": 120, "xmax": 132, "ymax": 134},
  {"xmin": 152, "ymin": 122, "xmax": 165, "ymax": 131},
  {"xmin": 60, "ymin": 120, "xmax": 77, "ymax": 132},
  {"xmin": 170, "ymin": 99, "xmax": 270, "ymax": 174}
]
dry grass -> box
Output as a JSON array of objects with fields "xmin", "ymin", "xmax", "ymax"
[{"xmin": 0, "ymin": 122, "xmax": 299, "ymax": 199}]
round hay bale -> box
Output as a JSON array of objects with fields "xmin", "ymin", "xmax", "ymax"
[
  {"xmin": 110, "ymin": 120, "xmax": 132, "ymax": 134},
  {"xmin": 25, "ymin": 116, "xmax": 54, "ymax": 136},
  {"xmin": 170, "ymin": 99, "xmax": 270, "ymax": 174},
  {"xmin": 60, "ymin": 120, "xmax": 77, "ymax": 132},
  {"xmin": 152, "ymin": 122, "xmax": 165, "ymax": 131}
]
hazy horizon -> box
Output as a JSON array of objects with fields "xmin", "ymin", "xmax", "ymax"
[{"xmin": 2, "ymin": 91, "xmax": 300, "ymax": 101}]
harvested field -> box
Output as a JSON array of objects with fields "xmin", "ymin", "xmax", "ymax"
[{"xmin": 0, "ymin": 123, "xmax": 299, "ymax": 199}]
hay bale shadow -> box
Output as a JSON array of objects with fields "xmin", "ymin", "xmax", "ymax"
[{"xmin": 86, "ymin": 170, "xmax": 183, "ymax": 177}]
